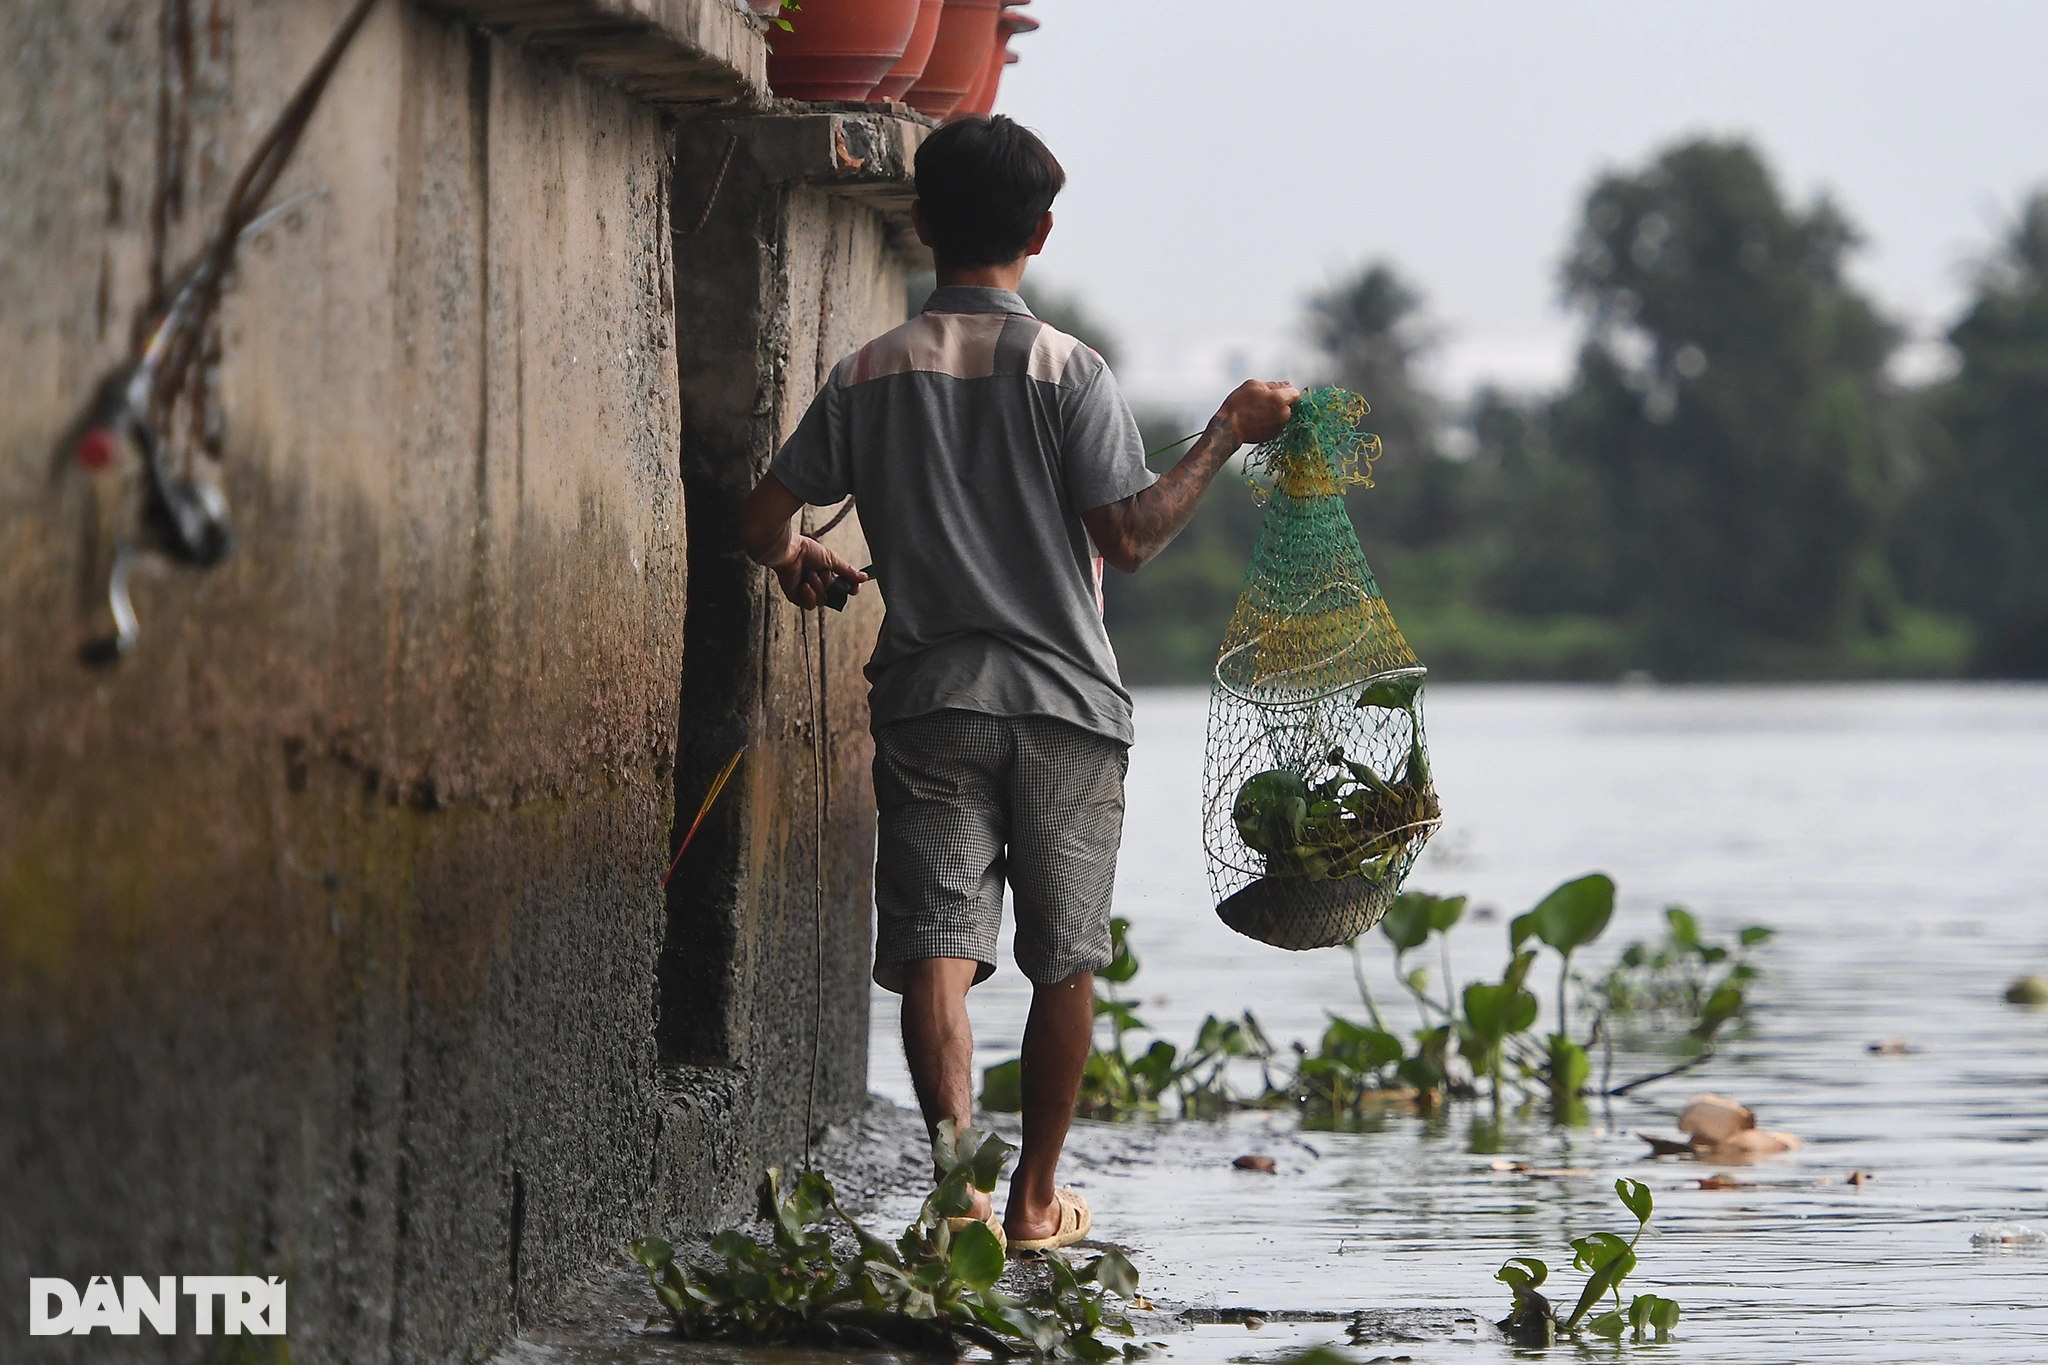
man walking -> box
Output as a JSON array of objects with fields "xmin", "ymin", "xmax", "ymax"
[{"xmin": 738, "ymin": 115, "xmax": 1296, "ymax": 1251}]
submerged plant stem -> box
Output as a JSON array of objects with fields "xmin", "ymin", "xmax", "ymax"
[
  {"xmin": 1606, "ymin": 1044, "xmax": 1716, "ymax": 1097},
  {"xmin": 1349, "ymin": 937, "xmax": 1389, "ymax": 1032},
  {"xmin": 1440, "ymin": 932, "xmax": 1456, "ymax": 1019}
]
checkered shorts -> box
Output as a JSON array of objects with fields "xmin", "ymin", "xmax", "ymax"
[{"xmin": 870, "ymin": 709, "xmax": 1129, "ymax": 993}]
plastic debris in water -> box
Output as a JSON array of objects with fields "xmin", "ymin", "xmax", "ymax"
[{"xmin": 1970, "ymin": 1223, "xmax": 2047, "ymax": 1248}]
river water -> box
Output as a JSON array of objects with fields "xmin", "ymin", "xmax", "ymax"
[{"xmin": 865, "ymin": 683, "xmax": 2048, "ymax": 1363}]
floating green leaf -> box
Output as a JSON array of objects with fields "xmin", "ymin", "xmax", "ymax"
[
  {"xmin": 1693, "ymin": 981, "xmax": 1747, "ymax": 1039},
  {"xmin": 1564, "ymin": 1234, "xmax": 1636, "ymax": 1329},
  {"xmin": 965, "ymin": 1129, "xmax": 1012, "ymax": 1192},
  {"xmin": 1462, "ymin": 951, "xmax": 1540, "ymax": 1042},
  {"xmin": 947, "ymin": 1220, "xmax": 1004, "ymax": 1290},
  {"xmin": 1093, "ymin": 997, "xmax": 1146, "ymax": 1033},
  {"xmin": 1546, "ymin": 1033, "xmax": 1591, "ymax": 1102},
  {"xmin": 1381, "ymin": 892, "xmax": 1436, "ymax": 953},
  {"xmin": 1511, "ymin": 873, "xmax": 1616, "ymax": 955},
  {"xmin": 1615, "ymin": 1176, "xmax": 1654, "ymax": 1228},
  {"xmin": 1665, "ymin": 904, "xmax": 1701, "ymax": 948},
  {"xmin": 1494, "ymin": 1178, "xmax": 1679, "ymax": 1344},
  {"xmin": 1102, "ymin": 916, "xmax": 1141, "ymax": 984},
  {"xmin": 630, "ymin": 1236, "xmax": 674, "ymax": 1270},
  {"xmin": 1322, "ymin": 1016, "xmax": 1405, "ymax": 1073},
  {"xmin": 633, "ymin": 1122, "xmax": 1136, "ymax": 1355},
  {"xmin": 1356, "ymin": 669, "xmax": 1427, "ymax": 712},
  {"xmin": 1494, "ymin": 1255, "xmax": 1549, "ymax": 1296},
  {"xmin": 1086, "ymin": 1248, "xmax": 1140, "ymax": 1300}
]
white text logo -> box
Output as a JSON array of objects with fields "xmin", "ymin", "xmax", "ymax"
[{"xmin": 28, "ymin": 1277, "xmax": 287, "ymax": 1336}]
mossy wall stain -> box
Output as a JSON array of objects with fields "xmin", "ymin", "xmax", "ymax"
[
  {"xmin": 2, "ymin": 3, "xmax": 911, "ymax": 1360},
  {"xmin": 0, "ymin": 3, "xmax": 703, "ymax": 1360},
  {"xmin": 663, "ymin": 147, "xmax": 905, "ymax": 1163}
]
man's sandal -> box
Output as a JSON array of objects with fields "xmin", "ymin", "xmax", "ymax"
[
  {"xmin": 1007, "ymin": 1188, "xmax": 1091, "ymax": 1255},
  {"xmin": 945, "ymin": 1212, "xmax": 1008, "ymax": 1252}
]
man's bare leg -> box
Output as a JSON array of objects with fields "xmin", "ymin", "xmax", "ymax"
[
  {"xmin": 901, "ymin": 957, "xmax": 990, "ymax": 1219},
  {"xmin": 1005, "ymin": 970, "xmax": 1093, "ymax": 1242}
]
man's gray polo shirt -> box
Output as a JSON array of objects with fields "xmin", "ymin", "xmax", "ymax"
[{"xmin": 769, "ymin": 286, "xmax": 1155, "ymax": 745}]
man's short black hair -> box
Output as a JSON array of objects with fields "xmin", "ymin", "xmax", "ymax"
[{"xmin": 914, "ymin": 115, "xmax": 1066, "ymax": 269}]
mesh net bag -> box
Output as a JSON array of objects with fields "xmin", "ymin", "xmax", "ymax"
[{"xmin": 1202, "ymin": 388, "xmax": 1440, "ymax": 951}]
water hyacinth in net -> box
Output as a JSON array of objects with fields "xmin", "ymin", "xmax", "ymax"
[{"xmin": 1202, "ymin": 388, "xmax": 1440, "ymax": 950}]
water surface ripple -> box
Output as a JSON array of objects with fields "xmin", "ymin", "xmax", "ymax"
[{"xmin": 867, "ymin": 684, "xmax": 2048, "ymax": 1363}]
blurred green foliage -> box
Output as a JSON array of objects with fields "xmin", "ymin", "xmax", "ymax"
[
  {"xmin": 1099, "ymin": 138, "xmax": 2048, "ymax": 682},
  {"xmin": 1894, "ymin": 192, "xmax": 2048, "ymax": 674}
]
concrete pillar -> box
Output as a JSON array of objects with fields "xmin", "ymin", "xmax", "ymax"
[{"xmin": 659, "ymin": 107, "xmax": 927, "ymax": 1227}]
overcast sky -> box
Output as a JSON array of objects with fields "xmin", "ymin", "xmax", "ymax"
[{"xmin": 994, "ymin": 1, "xmax": 2048, "ymax": 414}]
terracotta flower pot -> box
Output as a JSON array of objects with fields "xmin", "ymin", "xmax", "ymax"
[
  {"xmin": 954, "ymin": 48, "xmax": 1000, "ymax": 120},
  {"xmin": 871, "ymin": 0, "xmax": 945, "ymax": 102},
  {"xmin": 902, "ymin": 0, "xmax": 1000, "ymax": 118},
  {"xmin": 767, "ymin": 0, "xmax": 921, "ymax": 103},
  {"xmin": 954, "ymin": 9, "xmax": 1032, "ymax": 119}
]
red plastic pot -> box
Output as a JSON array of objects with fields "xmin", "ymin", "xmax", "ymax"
[
  {"xmin": 767, "ymin": 0, "xmax": 922, "ymax": 103},
  {"xmin": 954, "ymin": 8, "xmax": 1033, "ymax": 119},
  {"xmin": 903, "ymin": 0, "xmax": 1000, "ymax": 118},
  {"xmin": 872, "ymin": 0, "xmax": 945, "ymax": 102}
]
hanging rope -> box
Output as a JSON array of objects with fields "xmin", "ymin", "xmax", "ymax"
[
  {"xmin": 797, "ymin": 518, "xmax": 831, "ymax": 1171},
  {"xmin": 810, "ymin": 495, "xmax": 856, "ymax": 539}
]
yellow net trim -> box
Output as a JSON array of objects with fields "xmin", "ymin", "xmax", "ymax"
[
  {"xmin": 1247, "ymin": 389, "xmax": 1382, "ymax": 501},
  {"xmin": 1217, "ymin": 594, "xmax": 1419, "ymax": 699}
]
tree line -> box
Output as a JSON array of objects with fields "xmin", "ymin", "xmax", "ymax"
[{"xmin": 1097, "ymin": 137, "xmax": 2048, "ymax": 682}]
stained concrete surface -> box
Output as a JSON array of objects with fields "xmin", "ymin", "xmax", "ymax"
[
  {"xmin": 656, "ymin": 108, "xmax": 927, "ymax": 1231},
  {"xmin": 2, "ymin": 3, "xmax": 685, "ymax": 1358},
  {"xmin": 1, "ymin": 1, "xmax": 912, "ymax": 1361}
]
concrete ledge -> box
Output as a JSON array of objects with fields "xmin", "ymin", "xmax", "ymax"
[
  {"xmin": 693, "ymin": 104, "xmax": 935, "ymax": 253},
  {"xmin": 447, "ymin": 0, "xmax": 769, "ymax": 108}
]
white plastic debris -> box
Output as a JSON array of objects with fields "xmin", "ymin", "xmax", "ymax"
[{"xmin": 1969, "ymin": 1222, "xmax": 2048, "ymax": 1248}]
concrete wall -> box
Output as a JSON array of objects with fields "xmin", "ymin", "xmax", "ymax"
[{"xmin": 0, "ymin": 1, "xmax": 916, "ymax": 1359}]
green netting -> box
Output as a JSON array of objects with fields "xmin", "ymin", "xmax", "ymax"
[{"xmin": 1202, "ymin": 388, "xmax": 1440, "ymax": 950}]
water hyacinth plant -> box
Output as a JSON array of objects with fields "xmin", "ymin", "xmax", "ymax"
[
  {"xmin": 631, "ymin": 1121, "xmax": 1142, "ymax": 1358},
  {"xmin": 1496, "ymin": 1178, "xmax": 1682, "ymax": 1347},
  {"xmin": 979, "ymin": 875, "xmax": 1771, "ymax": 1128},
  {"xmin": 1596, "ymin": 905, "xmax": 1774, "ymax": 1039},
  {"xmin": 983, "ymin": 917, "xmax": 1282, "ymax": 1120}
]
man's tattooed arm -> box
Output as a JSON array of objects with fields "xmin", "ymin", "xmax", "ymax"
[{"xmin": 1082, "ymin": 380, "xmax": 1298, "ymax": 574}]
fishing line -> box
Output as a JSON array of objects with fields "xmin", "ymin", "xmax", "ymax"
[
  {"xmin": 1144, "ymin": 430, "xmax": 1204, "ymax": 464},
  {"xmin": 797, "ymin": 532, "xmax": 830, "ymax": 1172}
]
